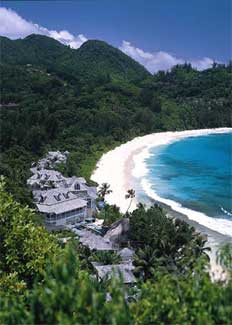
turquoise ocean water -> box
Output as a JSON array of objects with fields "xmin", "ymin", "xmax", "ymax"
[{"xmin": 144, "ymin": 133, "xmax": 232, "ymax": 222}]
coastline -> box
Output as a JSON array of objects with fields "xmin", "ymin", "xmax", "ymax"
[{"xmin": 91, "ymin": 128, "xmax": 232, "ymax": 274}]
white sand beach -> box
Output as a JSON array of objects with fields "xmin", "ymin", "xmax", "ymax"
[
  {"xmin": 91, "ymin": 128, "xmax": 232, "ymax": 275},
  {"xmin": 91, "ymin": 127, "xmax": 231, "ymax": 217}
]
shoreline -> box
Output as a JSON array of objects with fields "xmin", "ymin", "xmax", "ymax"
[{"xmin": 91, "ymin": 128, "xmax": 232, "ymax": 273}]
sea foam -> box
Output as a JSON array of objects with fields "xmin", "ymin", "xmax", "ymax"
[
  {"xmin": 132, "ymin": 130, "xmax": 232, "ymax": 238},
  {"xmin": 92, "ymin": 128, "xmax": 232, "ymax": 228},
  {"xmin": 141, "ymin": 178, "xmax": 232, "ymax": 238}
]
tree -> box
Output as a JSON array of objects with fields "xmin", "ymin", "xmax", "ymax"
[
  {"xmin": 125, "ymin": 189, "xmax": 135, "ymax": 214},
  {"xmin": 98, "ymin": 204, "xmax": 122, "ymax": 226},
  {"xmin": 0, "ymin": 178, "xmax": 59, "ymax": 289},
  {"xmin": 91, "ymin": 251, "xmax": 121, "ymax": 265},
  {"xmin": 151, "ymin": 95, "xmax": 162, "ymax": 113},
  {"xmin": 130, "ymin": 254, "xmax": 232, "ymax": 324},
  {"xmin": 133, "ymin": 246, "xmax": 158, "ymax": 280},
  {"xmin": 26, "ymin": 126, "xmax": 46, "ymax": 154},
  {"xmin": 217, "ymin": 243, "xmax": 232, "ymax": 275},
  {"xmin": 98, "ymin": 183, "xmax": 112, "ymax": 201},
  {"xmin": 0, "ymin": 244, "xmax": 132, "ymax": 325},
  {"xmin": 129, "ymin": 205, "xmax": 210, "ymax": 276}
]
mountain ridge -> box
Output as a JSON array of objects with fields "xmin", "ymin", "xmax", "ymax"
[{"xmin": 0, "ymin": 34, "xmax": 150, "ymax": 82}]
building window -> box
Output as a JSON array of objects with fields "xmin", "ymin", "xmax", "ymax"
[{"xmin": 87, "ymin": 199, "xmax": 91, "ymax": 208}]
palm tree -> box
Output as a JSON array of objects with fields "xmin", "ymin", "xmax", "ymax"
[
  {"xmin": 136, "ymin": 202, "xmax": 146, "ymax": 210},
  {"xmin": 191, "ymin": 235, "xmax": 211, "ymax": 260},
  {"xmin": 133, "ymin": 246, "xmax": 160, "ymax": 280},
  {"xmin": 98, "ymin": 183, "xmax": 112, "ymax": 201},
  {"xmin": 125, "ymin": 189, "xmax": 135, "ymax": 214},
  {"xmin": 91, "ymin": 251, "xmax": 121, "ymax": 265}
]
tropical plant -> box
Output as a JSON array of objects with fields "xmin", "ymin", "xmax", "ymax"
[
  {"xmin": 125, "ymin": 189, "xmax": 135, "ymax": 214},
  {"xmin": 133, "ymin": 246, "xmax": 158, "ymax": 280},
  {"xmin": 0, "ymin": 178, "xmax": 59, "ymax": 289},
  {"xmin": 91, "ymin": 251, "xmax": 121, "ymax": 265},
  {"xmin": 98, "ymin": 183, "xmax": 112, "ymax": 201},
  {"xmin": 217, "ymin": 243, "xmax": 232, "ymax": 276},
  {"xmin": 130, "ymin": 260, "xmax": 232, "ymax": 324},
  {"xmin": 0, "ymin": 244, "xmax": 132, "ymax": 325},
  {"xmin": 0, "ymin": 187, "xmax": 232, "ymax": 324},
  {"xmin": 129, "ymin": 205, "xmax": 210, "ymax": 276},
  {"xmin": 98, "ymin": 203, "xmax": 122, "ymax": 226}
]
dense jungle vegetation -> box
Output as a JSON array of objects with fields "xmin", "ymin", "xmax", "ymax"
[
  {"xmin": 1, "ymin": 180, "xmax": 232, "ymax": 324},
  {"xmin": 0, "ymin": 35, "xmax": 232, "ymax": 323}
]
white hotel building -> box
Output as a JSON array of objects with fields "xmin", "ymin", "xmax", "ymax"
[{"xmin": 28, "ymin": 164, "xmax": 97, "ymax": 227}]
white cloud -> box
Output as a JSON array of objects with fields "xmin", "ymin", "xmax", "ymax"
[
  {"xmin": 191, "ymin": 57, "xmax": 214, "ymax": 71},
  {"xmin": 0, "ymin": 7, "xmax": 87, "ymax": 49},
  {"xmin": 120, "ymin": 40, "xmax": 214, "ymax": 73},
  {"xmin": 0, "ymin": 7, "xmax": 38, "ymax": 38}
]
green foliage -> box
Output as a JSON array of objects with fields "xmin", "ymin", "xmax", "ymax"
[
  {"xmin": 53, "ymin": 229, "xmax": 77, "ymax": 238},
  {"xmin": 1, "ymin": 35, "xmax": 149, "ymax": 84},
  {"xmin": 125, "ymin": 188, "xmax": 136, "ymax": 213},
  {"xmin": 91, "ymin": 251, "xmax": 122, "ymax": 265},
  {"xmin": 0, "ymin": 244, "xmax": 132, "ymax": 325},
  {"xmin": 98, "ymin": 182, "xmax": 112, "ymax": 200},
  {"xmin": 1, "ymin": 240, "xmax": 231, "ymax": 324},
  {"xmin": 0, "ymin": 186, "xmax": 232, "ymax": 324},
  {"xmin": 99, "ymin": 203, "xmax": 122, "ymax": 226},
  {"xmin": 0, "ymin": 178, "xmax": 59, "ymax": 289},
  {"xmin": 130, "ymin": 266, "xmax": 232, "ymax": 324},
  {"xmin": 217, "ymin": 243, "xmax": 232, "ymax": 273},
  {"xmin": 130, "ymin": 205, "xmax": 210, "ymax": 278}
]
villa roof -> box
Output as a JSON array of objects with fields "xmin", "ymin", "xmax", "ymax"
[
  {"xmin": 28, "ymin": 169, "xmax": 64, "ymax": 183},
  {"xmin": 104, "ymin": 218, "xmax": 130, "ymax": 243},
  {"xmin": 33, "ymin": 188, "xmax": 76, "ymax": 204},
  {"xmin": 93, "ymin": 263, "xmax": 136, "ymax": 284},
  {"xmin": 60, "ymin": 177, "xmax": 97, "ymax": 199},
  {"xmin": 75, "ymin": 229, "xmax": 115, "ymax": 251},
  {"xmin": 60, "ymin": 176, "xmax": 86, "ymax": 187},
  {"xmin": 36, "ymin": 197, "xmax": 87, "ymax": 214},
  {"xmin": 118, "ymin": 248, "xmax": 135, "ymax": 262},
  {"xmin": 28, "ymin": 157, "xmax": 97, "ymax": 217},
  {"xmin": 36, "ymin": 151, "xmax": 68, "ymax": 169},
  {"xmin": 84, "ymin": 185, "xmax": 97, "ymax": 199}
]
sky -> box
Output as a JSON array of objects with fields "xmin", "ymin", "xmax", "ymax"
[{"xmin": 0, "ymin": 0, "xmax": 231, "ymax": 73}]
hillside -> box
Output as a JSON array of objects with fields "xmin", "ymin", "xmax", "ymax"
[
  {"xmin": 75, "ymin": 39, "xmax": 150, "ymax": 81},
  {"xmin": 0, "ymin": 34, "xmax": 231, "ymax": 203},
  {"xmin": 0, "ymin": 35, "xmax": 150, "ymax": 83}
]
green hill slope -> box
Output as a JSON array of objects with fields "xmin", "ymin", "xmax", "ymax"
[
  {"xmin": 75, "ymin": 39, "xmax": 150, "ymax": 81},
  {"xmin": 0, "ymin": 35, "xmax": 150, "ymax": 83}
]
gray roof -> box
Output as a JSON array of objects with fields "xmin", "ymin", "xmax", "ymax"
[
  {"xmin": 76, "ymin": 229, "xmax": 115, "ymax": 251},
  {"xmin": 93, "ymin": 263, "xmax": 136, "ymax": 284},
  {"xmin": 118, "ymin": 248, "xmax": 135, "ymax": 262},
  {"xmin": 59, "ymin": 177, "xmax": 97, "ymax": 199},
  {"xmin": 86, "ymin": 186, "xmax": 97, "ymax": 199},
  {"xmin": 37, "ymin": 197, "xmax": 87, "ymax": 214},
  {"xmin": 36, "ymin": 151, "xmax": 68, "ymax": 169},
  {"xmin": 76, "ymin": 177, "xmax": 86, "ymax": 184},
  {"xmin": 33, "ymin": 188, "xmax": 76, "ymax": 204},
  {"xmin": 28, "ymin": 169, "xmax": 64, "ymax": 183},
  {"xmin": 28, "ymin": 155, "xmax": 97, "ymax": 216},
  {"xmin": 34, "ymin": 187, "xmax": 87, "ymax": 214},
  {"xmin": 104, "ymin": 218, "xmax": 130, "ymax": 243}
]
